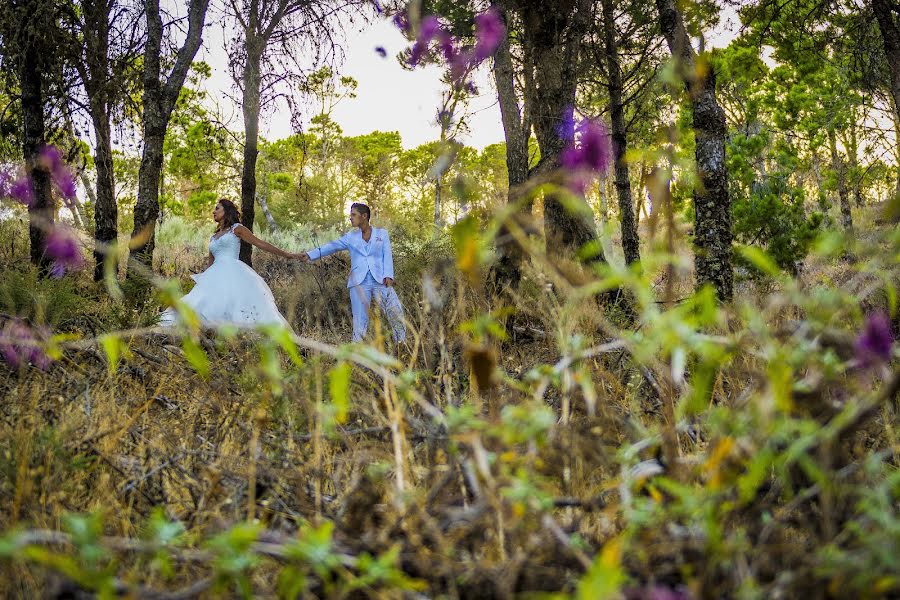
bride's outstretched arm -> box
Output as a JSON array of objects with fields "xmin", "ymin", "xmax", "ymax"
[{"xmin": 233, "ymin": 224, "xmax": 301, "ymax": 259}]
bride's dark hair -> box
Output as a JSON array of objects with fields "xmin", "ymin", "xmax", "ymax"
[{"xmin": 216, "ymin": 199, "xmax": 242, "ymax": 232}]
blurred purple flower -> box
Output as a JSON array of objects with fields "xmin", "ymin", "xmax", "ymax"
[
  {"xmin": 624, "ymin": 585, "xmax": 693, "ymax": 600},
  {"xmin": 556, "ymin": 106, "xmax": 576, "ymax": 142},
  {"xmin": 449, "ymin": 48, "xmax": 474, "ymax": 83},
  {"xmin": 0, "ymin": 319, "xmax": 51, "ymax": 371},
  {"xmin": 392, "ymin": 10, "xmax": 410, "ymax": 33},
  {"xmin": 855, "ymin": 312, "xmax": 893, "ymax": 367},
  {"xmin": 375, "ymin": 46, "xmax": 387, "ymax": 58},
  {"xmin": 45, "ymin": 225, "xmax": 84, "ymax": 277},
  {"xmin": 465, "ymin": 81, "xmax": 478, "ymax": 95},
  {"xmin": 371, "ymin": 0, "xmax": 382, "ymax": 15},
  {"xmin": 10, "ymin": 176, "xmax": 35, "ymax": 207},
  {"xmin": 54, "ymin": 169, "xmax": 77, "ymax": 199},
  {"xmin": 39, "ymin": 145, "xmax": 63, "ymax": 173},
  {"xmin": 409, "ymin": 15, "xmax": 443, "ymax": 66},
  {"xmin": 437, "ymin": 30, "xmax": 456, "ymax": 62},
  {"xmin": 474, "ymin": 8, "xmax": 504, "ymax": 61},
  {"xmin": 561, "ymin": 118, "xmax": 613, "ymax": 174}
]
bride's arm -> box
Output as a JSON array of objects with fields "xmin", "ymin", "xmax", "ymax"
[{"xmin": 232, "ymin": 224, "xmax": 299, "ymax": 259}]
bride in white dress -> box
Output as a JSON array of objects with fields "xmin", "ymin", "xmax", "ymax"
[{"xmin": 161, "ymin": 199, "xmax": 300, "ymax": 329}]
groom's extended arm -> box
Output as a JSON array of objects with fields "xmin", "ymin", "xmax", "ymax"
[
  {"xmin": 382, "ymin": 230, "xmax": 395, "ymax": 286},
  {"xmin": 307, "ymin": 233, "xmax": 350, "ymax": 261}
]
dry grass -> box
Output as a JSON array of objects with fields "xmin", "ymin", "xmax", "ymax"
[{"xmin": 1, "ymin": 208, "xmax": 898, "ymax": 598}]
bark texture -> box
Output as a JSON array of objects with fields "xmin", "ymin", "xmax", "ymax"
[
  {"xmin": 518, "ymin": 0, "xmax": 604, "ymax": 264},
  {"xmin": 128, "ymin": 0, "xmax": 208, "ymax": 275},
  {"xmin": 656, "ymin": 0, "xmax": 732, "ymax": 301},
  {"xmin": 873, "ymin": 0, "xmax": 900, "ymax": 199},
  {"xmin": 829, "ymin": 129, "xmax": 853, "ymax": 231},
  {"xmin": 80, "ymin": 0, "xmax": 117, "ymax": 281},
  {"xmin": 492, "ymin": 3, "xmax": 530, "ymax": 291},
  {"xmin": 601, "ymin": 0, "xmax": 639, "ymax": 266}
]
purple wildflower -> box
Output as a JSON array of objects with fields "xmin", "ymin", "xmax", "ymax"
[
  {"xmin": 449, "ymin": 48, "xmax": 474, "ymax": 83},
  {"xmin": 624, "ymin": 585, "xmax": 693, "ymax": 600},
  {"xmin": 555, "ymin": 106, "xmax": 576, "ymax": 142},
  {"xmin": 375, "ymin": 46, "xmax": 387, "ymax": 58},
  {"xmin": 0, "ymin": 319, "xmax": 51, "ymax": 371},
  {"xmin": 437, "ymin": 30, "xmax": 456, "ymax": 63},
  {"xmin": 474, "ymin": 8, "xmax": 505, "ymax": 61},
  {"xmin": 392, "ymin": 10, "xmax": 410, "ymax": 34},
  {"xmin": 45, "ymin": 225, "xmax": 84, "ymax": 277},
  {"xmin": 39, "ymin": 145, "xmax": 63, "ymax": 173},
  {"xmin": 371, "ymin": 0, "xmax": 382, "ymax": 15},
  {"xmin": 855, "ymin": 312, "xmax": 893, "ymax": 367},
  {"xmin": 561, "ymin": 118, "xmax": 613, "ymax": 174},
  {"xmin": 10, "ymin": 176, "xmax": 35, "ymax": 207},
  {"xmin": 409, "ymin": 15, "xmax": 442, "ymax": 66},
  {"xmin": 465, "ymin": 81, "xmax": 478, "ymax": 95}
]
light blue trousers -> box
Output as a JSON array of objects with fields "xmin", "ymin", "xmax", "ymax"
[{"xmin": 350, "ymin": 272, "xmax": 406, "ymax": 343}]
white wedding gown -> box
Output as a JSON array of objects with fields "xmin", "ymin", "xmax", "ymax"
[{"xmin": 160, "ymin": 224, "xmax": 291, "ymax": 329}]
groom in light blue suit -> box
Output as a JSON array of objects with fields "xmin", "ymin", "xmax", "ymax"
[{"xmin": 300, "ymin": 203, "xmax": 406, "ymax": 343}]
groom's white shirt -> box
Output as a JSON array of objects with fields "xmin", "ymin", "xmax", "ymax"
[{"xmin": 307, "ymin": 227, "xmax": 395, "ymax": 288}]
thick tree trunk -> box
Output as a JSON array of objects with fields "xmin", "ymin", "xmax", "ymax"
[
  {"xmin": 492, "ymin": 7, "xmax": 531, "ymax": 291},
  {"xmin": 82, "ymin": 0, "xmax": 118, "ymax": 281},
  {"xmin": 240, "ymin": 44, "xmax": 263, "ymax": 265},
  {"xmin": 21, "ymin": 40, "xmax": 54, "ymax": 275},
  {"xmin": 874, "ymin": 0, "xmax": 900, "ymax": 126},
  {"xmin": 601, "ymin": 0, "xmax": 639, "ymax": 266},
  {"xmin": 520, "ymin": 0, "xmax": 604, "ymax": 264},
  {"xmin": 656, "ymin": 0, "xmax": 732, "ymax": 301},
  {"xmin": 829, "ymin": 129, "xmax": 853, "ymax": 231},
  {"xmin": 128, "ymin": 0, "xmax": 208, "ymax": 276}
]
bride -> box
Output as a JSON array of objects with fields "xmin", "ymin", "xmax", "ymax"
[{"xmin": 161, "ymin": 199, "xmax": 300, "ymax": 329}]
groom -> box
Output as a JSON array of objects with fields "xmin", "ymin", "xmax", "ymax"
[{"xmin": 300, "ymin": 203, "xmax": 406, "ymax": 343}]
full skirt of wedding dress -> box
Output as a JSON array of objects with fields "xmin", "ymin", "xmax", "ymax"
[{"xmin": 160, "ymin": 257, "xmax": 291, "ymax": 329}]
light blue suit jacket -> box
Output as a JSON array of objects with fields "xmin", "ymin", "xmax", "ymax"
[{"xmin": 308, "ymin": 227, "xmax": 395, "ymax": 288}]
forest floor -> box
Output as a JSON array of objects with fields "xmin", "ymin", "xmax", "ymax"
[{"xmin": 0, "ymin": 206, "xmax": 898, "ymax": 598}]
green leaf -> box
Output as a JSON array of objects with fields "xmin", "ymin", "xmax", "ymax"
[
  {"xmin": 328, "ymin": 362, "xmax": 352, "ymax": 424},
  {"xmin": 577, "ymin": 537, "xmax": 626, "ymax": 600},
  {"xmin": 99, "ymin": 334, "xmax": 122, "ymax": 376},
  {"xmin": 181, "ymin": 337, "xmax": 209, "ymax": 377},
  {"xmin": 738, "ymin": 245, "xmax": 782, "ymax": 277}
]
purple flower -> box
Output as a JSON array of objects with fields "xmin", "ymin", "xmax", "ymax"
[
  {"xmin": 39, "ymin": 145, "xmax": 63, "ymax": 173},
  {"xmin": 474, "ymin": 8, "xmax": 505, "ymax": 61},
  {"xmin": 392, "ymin": 10, "xmax": 410, "ymax": 34},
  {"xmin": 45, "ymin": 225, "xmax": 84, "ymax": 277},
  {"xmin": 0, "ymin": 319, "xmax": 51, "ymax": 371},
  {"xmin": 561, "ymin": 118, "xmax": 613, "ymax": 174},
  {"xmin": 375, "ymin": 46, "xmax": 387, "ymax": 58},
  {"xmin": 54, "ymin": 169, "xmax": 77, "ymax": 199},
  {"xmin": 437, "ymin": 30, "xmax": 456, "ymax": 62},
  {"xmin": 10, "ymin": 176, "xmax": 34, "ymax": 207},
  {"xmin": 371, "ymin": 0, "xmax": 382, "ymax": 15},
  {"xmin": 449, "ymin": 48, "xmax": 474, "ymax": 83},
  {"xmin": 556, "ymin": 106, "xmax": 576, "ymax": 142},
  {"xmin": 624, "ymin": 585, "xmax": 693, "ymax": 600},
  {"xmin": 855, "ymin": 312, "xmax": 893, "ymax": 367},
  {"xmin": 408, "ymin": 15, "xmax": 443, "ymax": 66},
  {"xmin": 465, "ymin": 81, "xmax": 478, "ymax": 95}
]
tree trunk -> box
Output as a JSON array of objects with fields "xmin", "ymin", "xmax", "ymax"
[
  {"xmin": 601, "ymin": 0, "xmax": 639, "ymax": 266},
  {"xmin": 874, "ymin": 0, "xmax": 900, "ymax": 127},
  {"xmin": 240, "ymin": 43, "xmax": 263, "ymax": 265},
  {"xmin": 91, "ymin": 111, "xmax": 117, "ymax": 280},
  {"xmin": 829, "ymin": 128, "xmax": 853, "ymax": 231},
  {"xmin": 843, "ymin": 119, "xmax": 863, "ymax": 208},
  {"xmin": 492, "ymin": 4, "xmax": 530, "ymax": 291},
  {"xmin": 656, "ymin": 0, "xmax": 732, "ymax": 301},
  {"xmin": 128, "ymin": 0, "xmax": 208, "ymax": 276},
  {"xmin": 258, "ymin": 193, "xmax": 278, "ymax": 231},
  {"xmin": 520, "ymin": 0, "xmax": 604, "ymax": 264},
  {"xmin": 81, "ymin": 0, "xmax": 118, "ymax": 281},
  {"xmin": 20, "ymin": 37, "xmax": 54, "ymax": 275}
]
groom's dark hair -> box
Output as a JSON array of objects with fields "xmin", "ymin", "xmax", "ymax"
[{"xmin": 351, "ymin": 202, "xmax": 370, "ymax": 220}]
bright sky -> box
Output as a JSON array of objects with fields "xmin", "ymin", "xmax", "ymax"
[
  {"xmin": 199, "ymin": 17, "xmax": 506, "ymax": 150},
  {"xmin": 196, "ymin": 7, "xmax": 742, "ymax": 151}
]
